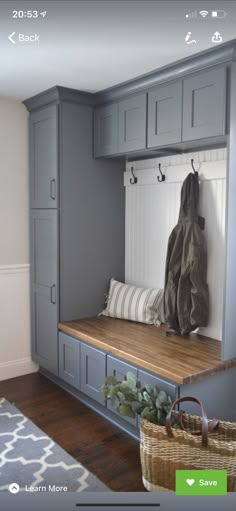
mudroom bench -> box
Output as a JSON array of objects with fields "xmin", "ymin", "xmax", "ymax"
[{"xmin": 38, "ymin": 316, "xmax": 236, "ymax": 439}]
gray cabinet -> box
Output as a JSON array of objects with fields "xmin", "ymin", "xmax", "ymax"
[
  {"xmin": 118, "ymin": 93, "xmax": 147, "ymax": 152},
  {"xmin": 94, "ymin": 104, "xmax": 118, "ymax": 157},
  {"xmin": 148, "ymin": 81, "xmax": 182, "ymax": 147},
  {"xmin": 26, "ymin": 87, "xmax": 125, "ymax": 382},
  {"xmin": 31, "ymin": 209, "xmax": 59, "ymax": 375},
  {"xmin": 30, "ymin": 105, "xmax": 58, "ymax": 208},
  {"xmin": 107, "ymin": 355, "xmax": 137, "ymax": 426},
  {"xmin": 81, "ymin": 343, "xmax": 106, "ymax": 404},
  {"xmin": 59, "ymin": 332, "xmax": 80, "ymax": 389},
  {"xmin": 182, "ymin": 67, "xmax": 226, "ymax": 141}
]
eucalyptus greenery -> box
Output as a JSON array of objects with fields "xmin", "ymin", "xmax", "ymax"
[{"xmin": 101, "ymin": 371, "xmax": 173, "ymax": 425}]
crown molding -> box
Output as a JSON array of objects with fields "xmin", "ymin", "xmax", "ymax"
[
  {"xmin": 23, "ymin": 85, "xmax": 95, "ymax": 112},
  {"xmin": 23, "ymin": 40, "xmax": 236, "ymax": 111}
]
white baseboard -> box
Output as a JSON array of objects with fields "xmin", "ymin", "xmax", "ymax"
[{"xmin": 0, "ymin": 357, "xmax": 38, "ymax": 381}]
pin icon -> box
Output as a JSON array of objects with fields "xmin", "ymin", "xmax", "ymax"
[{"xmin": 9, "ymin": 483, "xmax": 20, "ymax": 494}]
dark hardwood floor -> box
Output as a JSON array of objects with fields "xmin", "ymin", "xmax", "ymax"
[{"xmin": 0, "ymin": 372, "xmax": 144, "ymax": 491}]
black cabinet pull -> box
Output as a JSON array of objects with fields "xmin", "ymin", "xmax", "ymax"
[
  {"xmin": 50, "ymin": 179, "xmax": 56, "ymax": 200},
  {"xmin": 50, "ymin": 285, "xmax": 56, "ymax": 304}
]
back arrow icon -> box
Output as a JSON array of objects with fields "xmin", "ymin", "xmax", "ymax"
[{"xmin": 8, "ymin": 32, "xmax": 16, "ymax": 44}]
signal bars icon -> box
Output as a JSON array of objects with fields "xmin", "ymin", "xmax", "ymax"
[{"xmin": 186, "ymin": 11, "xmax": 197, "ymax": 18}]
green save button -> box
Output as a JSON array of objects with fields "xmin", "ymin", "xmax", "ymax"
[{"xmin": 176, "ymin": 470, "xmax": 227, "ymax": 495}]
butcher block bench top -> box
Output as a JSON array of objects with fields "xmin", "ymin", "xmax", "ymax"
[{"xmin": 58, "ymin": 316, "xmax": 236, "ymax": 385}]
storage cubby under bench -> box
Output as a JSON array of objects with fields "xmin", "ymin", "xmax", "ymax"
[{"xmin": 40, "ymin": 316, "xmax": 236, "ymax": 439}]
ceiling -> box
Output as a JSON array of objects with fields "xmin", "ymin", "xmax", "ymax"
[{"xmin": 0, "ymin": 0, "xmax": 236, "ymax": 101}]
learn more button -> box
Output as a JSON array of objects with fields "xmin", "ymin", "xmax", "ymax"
[{"xmin": 176, "ymin": 470, "xmax": 227, "ymax": 495}]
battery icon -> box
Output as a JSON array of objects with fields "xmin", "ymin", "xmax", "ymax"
[{"xmin": 211, "ymin": 10, "xmax": 227, "ymax": 18}]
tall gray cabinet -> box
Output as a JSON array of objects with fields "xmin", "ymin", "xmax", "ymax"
[{"xmin": 25, "ymin": 87, "xmax": 125, "ymax": 377}]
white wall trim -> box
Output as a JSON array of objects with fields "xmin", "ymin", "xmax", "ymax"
[
  {"xmin": 126, "ymin": 147, "xmax": 227, "ymax": 172},
  {"xmin": 124, "ymin": 160, "xmax": 226, "ymax": 187},
  {"xmin": 0, "ymin": 358, "xmax": 38, "ymax": 382},
  {"xmin": 0, "ymin": 264, "xmax": 30, "ymax": 275}
]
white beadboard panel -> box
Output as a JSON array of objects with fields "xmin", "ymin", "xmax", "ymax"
[
  {"xmin": 0, "ymin": 264, "xmax": 38, "ymax": 381},
  {"xmin": 125, "ymin": 150, "xmax": 226, "ymax": 341}
]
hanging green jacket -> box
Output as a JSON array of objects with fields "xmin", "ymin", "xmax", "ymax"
[{"xmin": 164, "ymin": 172, "xmax": 209, "ymax": 335}]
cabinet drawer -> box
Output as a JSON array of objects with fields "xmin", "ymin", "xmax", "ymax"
[
  {"xmin": 118, "ymin": 93, "xmax": 147, "ymax": 153},
  {"xmin": 107, "ymin": 355, "xmax": 138, "ymax": 426},
  {"xmin": 137, "ymin": 369, "xmax": 177, "ymax": 427},
  {"xmin": 182, "ymin": 67, "xmax": 226, "ymax": 141},
  {"xmin": 138, "ymin": 369, "xmax": 177, "ymax": 399},
  {"xmin": 81, "ymin": 343, "xmax": 106, "ymax": 405},
  {"xmin": 59, "ymin": 332, "xmax": 80, "ymax": 389},
  {"xmin": 94, "ymin": 104, "xmax": 118, "ymax": 157},
  {"xmin": 148, "ymin": 81, "xmax": 182, "ymax": 147}
]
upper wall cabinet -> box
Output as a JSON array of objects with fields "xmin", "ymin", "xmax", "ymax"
[
  {"xmin": 94, "ymin": 104, "xmax": 118, "ymax": 157},
  {"xmin": 93, "ymin": 65, "xmax": 227, "ymax": 157},
  {"xmin": 118, "ymin": 93, "xmax": 147, "ymax": 152},
  {"xmin": 147, "ymin": 81, "xmax": 182, "ymax": 147},
  {"xmin": 30, "ymin": 105, "xmax": 58, "ymax": 208},
  {"xmin": 182, "ymin": 67, "xmax": 226, "ymax": 141}
]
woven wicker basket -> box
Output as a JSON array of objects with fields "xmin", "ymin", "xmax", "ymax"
[{"xmin": 140, "ymin": 396, "xmax": 236, "ymax": 492}]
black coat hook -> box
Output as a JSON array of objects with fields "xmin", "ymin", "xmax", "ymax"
[
  {"xmin": 191, "ymin": 159, "xmax": 198, "ymax": 176},
  {"xmin": 130, "ymin": 166, "xmax": 138, "ymax": 185},
  {"xmin": 157, "ymin": 163, "xmax": 165, "ymax": 183}
]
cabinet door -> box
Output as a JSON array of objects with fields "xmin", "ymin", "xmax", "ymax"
[
  {"xmin": 118, "ymin": 93, "xmax": 147, "ymax": 152},
  {"xmin": 107, "ymin": 355, "xmax": 138, "ymax": 426},
  {"xmin": 182, "ymin": 67, "xmax": 226, "ymax": 141},
  {"xmin": 59, "ymin": 332, "xmax": 80, "ymax": 389},
  {"xmin": 148, "ymin": 81, "xmax": 182, "ymax": 147},
  {"xmin": 30, "ymin": 104, "xmax": 58, "ymax": 208},
  {"xmin": 94, "ymin": 104, "xmax": 118, "ymax": 157},
  {"xmin": 31, "ymin": 209, "xmax": 59, "ymax": 375},
  {"xmin": 81, "ymin": 343, "xmax": 106, "ymax": 404}
]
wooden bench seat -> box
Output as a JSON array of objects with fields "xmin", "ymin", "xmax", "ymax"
[{"xmin": 59, "ymin": 316, "xmax": 236, "ymax": 385}]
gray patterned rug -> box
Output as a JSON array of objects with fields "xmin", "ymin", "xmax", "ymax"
[{"xmin": 0, "ymin": 398, "xmax": 110, "ymax": 492}]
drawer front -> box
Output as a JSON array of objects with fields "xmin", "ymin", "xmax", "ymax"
[
  {"xmin": 182, "ymin": 66, "xmax": 226, "ymax": 141},
  {"xmin": 138, "ymin": 369, "xmax": 177, "ymax": 399},
  {"xmin": 94, "ymin": 103, "xmax": 118, "ymax": 157},
  {"xmin": 137, "ymin": 369, "xmax": 177, "ymax": 427},
  {"xmin": 59, "ymin": 332, "xmax": 80, "ymax": 389},
  {"xmin": 148, "ymin": 81, "xmax": 182, "ymax": 147},
  {"xmin": 118, "ymin": 93, "xmax": 147, "ymax": 153},
  {"xmin": 107, "ymin": 355, "xmax": 138, "ymax": 426},
  {"xmin": 81, "ymin": 343, "xmax": 106, "ymax": 405}
]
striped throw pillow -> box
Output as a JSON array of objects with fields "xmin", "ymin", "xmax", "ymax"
[{"xmin": 101, "ymin": 279, "xmax": 164, "ymax": 326}]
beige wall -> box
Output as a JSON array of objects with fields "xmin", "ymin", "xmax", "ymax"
[
  {"xmin": 0, "ymin": 100, "xmax": 29, "ymax": 265},
  {"xmin": 0, "ymin": 100, "xmax": 38, "ymax": 380}
]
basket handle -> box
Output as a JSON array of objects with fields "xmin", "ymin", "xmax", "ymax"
[{"xmin": 165, "ymin": 396, "xmax": 219, "ymax": 447}]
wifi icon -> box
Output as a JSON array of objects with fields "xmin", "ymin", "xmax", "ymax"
[{"xmin": 200, "ymin": 10, "xmax": 209, "ymax": 18}]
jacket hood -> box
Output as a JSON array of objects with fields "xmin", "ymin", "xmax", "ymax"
[{"xmin": 178, "ymin": 172, "xmax": 199, "ymax": 223}]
